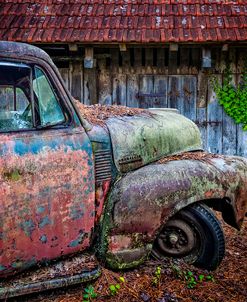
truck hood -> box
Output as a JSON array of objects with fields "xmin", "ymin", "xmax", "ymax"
[{"xmin": 106, "ymin": 109, "xmax": 202, "ymax": 173}]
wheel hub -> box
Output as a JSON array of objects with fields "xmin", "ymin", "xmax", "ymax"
[
  {"xmin": 155, "ymin": 219, "xmax": 196, "ymax": 257},
  {"xmin": 168, "ymin": 233, "xmax": 179, "ymax": 244}
]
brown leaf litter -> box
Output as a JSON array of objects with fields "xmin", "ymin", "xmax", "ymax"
[
  {"xmin": 73, "ymin": 99, "xmax": 152, "ymax": 126},
  {"xmin": 158, "ymin": 151, "xmax": 222, "ymax": 165}
]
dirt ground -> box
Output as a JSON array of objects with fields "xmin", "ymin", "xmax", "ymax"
[{"xmin": 11, "ymin": 215, "xmax": 246, "ymax": 302}]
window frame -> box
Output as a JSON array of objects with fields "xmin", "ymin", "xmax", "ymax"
[
  {"xmin": 0, "ymin": 62, "xmax": 36, "ymax": 133},
  {"xmin": 32, "ymin": 64, "xmax": 71, "ymax": 130},
  {"xmin": 0, "ymin": 61, "xmax": 72, "ymax": 133}
]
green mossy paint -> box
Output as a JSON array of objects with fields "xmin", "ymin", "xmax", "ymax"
[
  {"xmin": 4, "ymin": 169, "xmax": 21, "ymax": 181},
  {"xmin": 105, "ymin": 245, "xmax": 152, "ymax": 270},
  {"xmin": 107, "ymin": 111, "xmax": 202, "ymax": 173}
]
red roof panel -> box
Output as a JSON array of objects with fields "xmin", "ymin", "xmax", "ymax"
[{"xmin": 0, "ymin": 0, "xmax": 246, "ymax": 43}]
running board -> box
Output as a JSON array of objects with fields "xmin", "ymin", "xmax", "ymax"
[{"xmin": 0, "ymin": 254, "xmax": 101, "ymax": 300}]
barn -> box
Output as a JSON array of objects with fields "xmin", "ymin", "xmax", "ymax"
[{"xmin": 0, "ymin": 0, "xmax": 247, "ymax": 155}]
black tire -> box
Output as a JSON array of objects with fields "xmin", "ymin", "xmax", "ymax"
[{"xmin": 152, "ymin": 203, "xmax": 225, "ymax": 271}]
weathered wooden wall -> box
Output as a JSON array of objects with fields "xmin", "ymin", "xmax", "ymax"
[{"xmin": 55, "ymin": 46, "xmax": 247, "ymax": 157}]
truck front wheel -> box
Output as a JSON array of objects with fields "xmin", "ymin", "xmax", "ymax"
[{"xmin": 152, "ymin": 203, "xmax": 225, "ymax": 270}]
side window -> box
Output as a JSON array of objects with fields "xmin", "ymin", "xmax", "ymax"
[
  {"xmin": 33, "ymin": 67, "xmax": 65, "ymax": 127},
  {"xmin": 0, "ymin": 64, "xmax": 33, "ymax": 131}
]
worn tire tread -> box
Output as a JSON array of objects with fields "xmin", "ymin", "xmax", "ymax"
[{"xmin": 187, "ymin": 203, "xmax": 225, "ymax": 270}]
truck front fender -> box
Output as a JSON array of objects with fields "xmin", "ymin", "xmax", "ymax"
[{"xmin": 100, "ymin": 156, "xmax": 247, "ymax": 269}]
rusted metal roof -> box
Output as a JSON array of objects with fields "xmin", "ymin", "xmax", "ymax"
[{"xmin": 0, "ymin": 0, "xmax": 246, "ymax": 43}]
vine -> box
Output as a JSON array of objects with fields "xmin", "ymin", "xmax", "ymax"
[{"xmin": 211, "ymin": 58, "xmax": 247, "ymax": 131}]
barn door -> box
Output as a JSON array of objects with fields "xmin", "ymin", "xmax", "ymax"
[
  {"xmin": 136, "ymin": 75, "xmax": 196, "ymax": 119},
  {"xmin": 168, "ymin": 76, "xmax": 197, "ymax": 120},
  {"xmin": 138, "ymin": 75, "xmax": 168, "ymax": 109}
]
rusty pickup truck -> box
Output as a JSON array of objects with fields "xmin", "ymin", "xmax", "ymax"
[{"xmin": 0, "ymin": 41, "xmax": 246, "ymax": 299}]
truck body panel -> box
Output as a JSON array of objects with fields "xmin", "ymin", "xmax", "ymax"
[
  {"xmin": 0, "ymin": 127, "xmax": 95, "ymax": 277},
  {"xmin": 106, "ymin": 111, "xmax": 202, "ymax": 173},
  {"xmin": 102, "ymin": 155, "xmax": 247, "ymax": 269}
]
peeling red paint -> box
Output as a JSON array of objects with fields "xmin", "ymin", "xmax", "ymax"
[
  {"xmin": 95, "ymin": 180, "xmax": 111, "ymax": 224},
  {"xmin": 108, "ymin": 235, "xmax": 132, "ymax": 253},
  {"xmin": 0, "ymin": 129, "xmax": 95, "ymax": 277}
]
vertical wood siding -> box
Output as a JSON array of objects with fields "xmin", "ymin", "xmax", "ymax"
[{"xmin": 57, "ymin": 47, "xmax": 247, "ymax": 157}]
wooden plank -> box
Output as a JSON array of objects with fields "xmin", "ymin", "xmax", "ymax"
[
  {"xmin": 167, "ymin": 76, "xmax": 183, "ymax": 113},
  {"xmin": 59, "ymin": 68, "xmax": 70, "ymax": 90},
  {"xmin": 153, "ymin": 76, "xmax": 168, "ymax": 108},
  {"xmin": 133, "ymin": 48, "xmax": 142, "ymax": 74},
  {"xmin": 190, "ymin": 48, "xmax": 200, "ymax": 74},
  {"xmin": 168, "ymin": 51, "xmax": 178, "ymax": 75},
  {"xmin": 237, "ymin": 125, "xmax": 247, "ymax": 157},
  {"xmin": 112, "ymin": 74, "xmax": 127, "ymax": 106},
  {"xmin": 222, "ymin": 57, "xmax": 238, "ymax": 155},
  {"xmin": 145, "ymin": 48, "xmax": 153, "ymax": 67},
  {"xmin": 83, "ymin": 68, "xmax": 97, "ymax": 105},
  {"xmin": 84, "ymin": 47, "xmax": 94, "ymax": 69},
  {"xmin": 121, "ymin": 49, "xmax": 131, "ymax": 74},
  {"xmin": 180, "ymin": 48, "xmax": 190, "ymax": 74},
  {"xmin": 219, "ymin": 51, "xmax": 227, "ymax": 73},
  {"xmin": 121, "ymin": 49, "xmax": 130, "ymax": 67},
  {"xmin": 222, "ymin": 110, "xmax": 237, "ymax": 155},
  {"xmin": 134, "ymin": 48, "xmax": 142, "ymax": 68},
  {"xmin": 215, "ymin": 56, "xmax": 238, "ymax": 155},
  {"xmin": 214, "ymin": 48, "xmax": 221, "ymax": 73},
  {"xmin": 110, "ymin": 48, "xmax": 119, "ymax": 73},
  {"xmin": 207, "ymin": 74, "xmax": 223, "ymax": 154},
  {"xmin": 202, "ymin": 48, "xmax": 212, "ymax": 68},
  {"xmin": 145, "ymin": 48, "xmax": 153, "ymax": 74},
  {"xmin": 98, "ymin": 59, "xmax": 112, "ymax": 105},
  {"xmin": 156, "ymin": 48, "xmax": 165, "ymax": 68},
  {"xmin": 236, "ymin": 49, "xmax": 246, "ymax": 73},
  {"xmin": 70, "ymin": 61, "xmax": 83, "ymax": 102},
  {"xmin": 229, "ymin": 48, "xmax": 237, "ymax": 73},
  {"xmin": 139, "ymin": 75, "xmax": 153, "ymax": 108},
  {"xmin": 197, "ymin": 71, "xmax": 208, "ymax": 108},
  {"xmin": 196, "ymin": 108, "xmax": 207, "ymax": 150},
  {"xmin": 182, "ymin": 76, "xmax": 197, "ymax": 121},
  {"xmin": 127, "ymin": 74, "xmax": 139, "ymax": 108}
]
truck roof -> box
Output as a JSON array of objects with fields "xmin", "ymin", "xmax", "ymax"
[{"xmin": 0, "ymin": 41, "xmax": 53, "ymax": 65}]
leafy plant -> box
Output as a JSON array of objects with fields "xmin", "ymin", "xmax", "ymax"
[
  {"xmin": 109, "ymin": 283, "xmax": 121, "ymax": 295},
  {"xmin": 82, "ymin": 285, "xmax": 97, "ymax": 302},
  {"xmin": 184, "ymin": 271, "xmax": 214, "ymax": 289},
  {"xmin": 108, "ymin": 275, "xmax": 125, "ymax": 296},
  {"xmin": 171, "ymin": 265, "xmax": 214, "ymax": 289},
  {"xmin": 184, "ymin": 271, "xmax": 197, "ymax": 289},
  {"xmin": 152, "ymin": 266, "xmax": 162, "ymax": 286},
  {"xmin": 211, "ymin": 58, "xmax": 247, "ymax": 130}
]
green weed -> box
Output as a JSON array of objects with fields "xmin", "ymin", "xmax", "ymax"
[{"xmin": 82, "ymin": 285, "xmax": 97, "ymax": 302}]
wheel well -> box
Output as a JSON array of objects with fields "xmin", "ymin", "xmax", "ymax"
[{"xmin": 202, "ymin": 198, "xmax": 239, "ymax": 230}]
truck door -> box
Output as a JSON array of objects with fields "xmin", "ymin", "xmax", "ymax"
[{"xmin": 0, "ymin": 62, "xmax": 95, "ymax": 277}]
